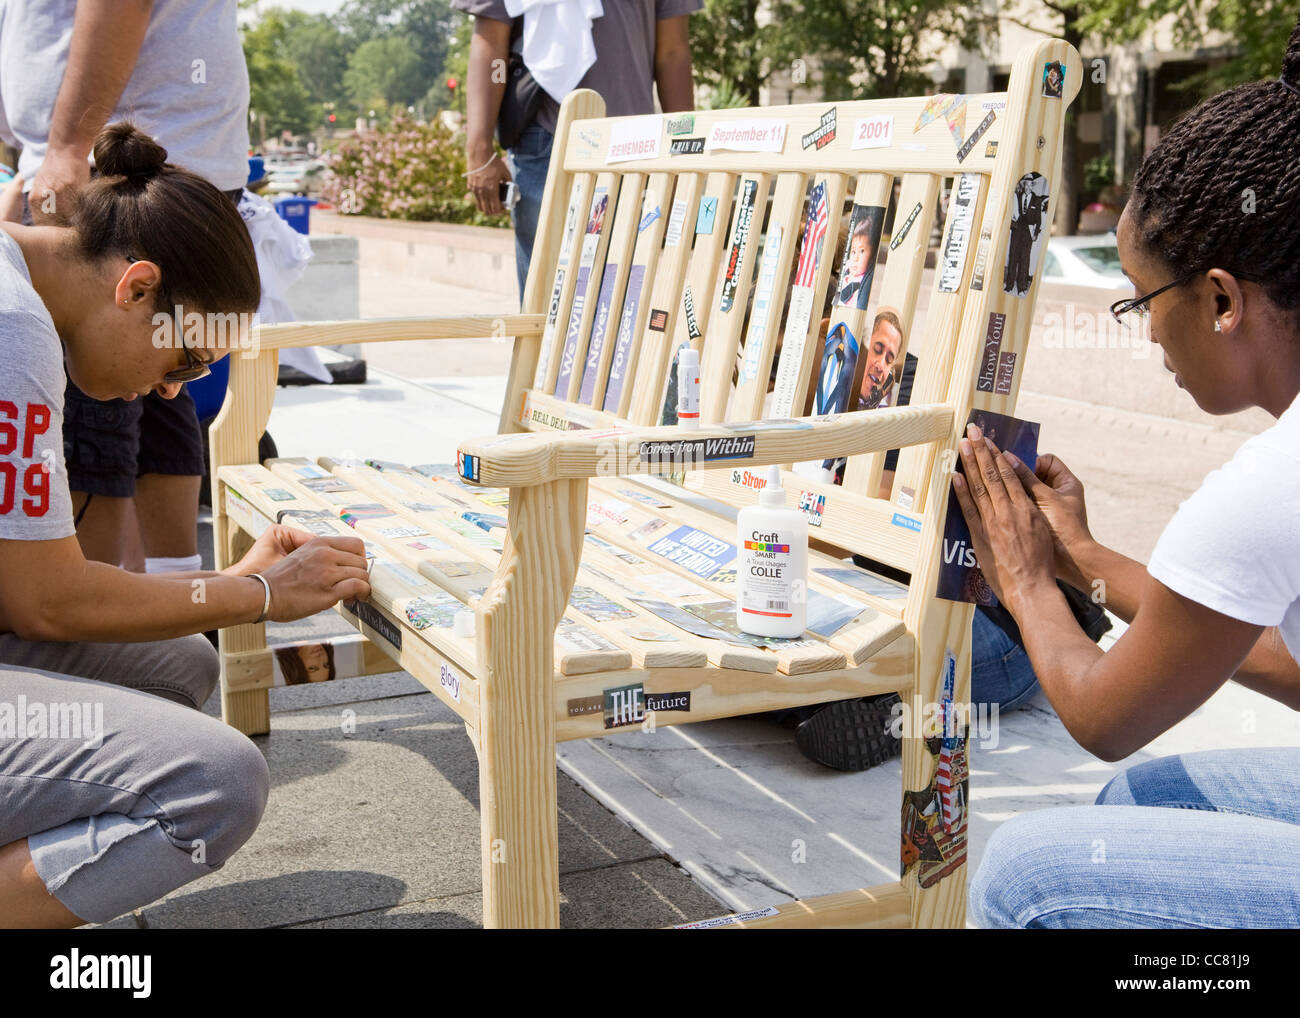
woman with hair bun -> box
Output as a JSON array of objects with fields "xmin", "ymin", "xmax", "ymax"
[
  {"xmin": 0, "ymin": 123, "xmax": 371, "ymax": 927},
  {"xmin": 959, "ymin": 17, "xmax": 1300, "ymax": 927}
]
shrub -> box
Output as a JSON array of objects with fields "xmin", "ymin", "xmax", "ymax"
[{"xmin": 321, "ymin": 116, "xmax": 509, "ymax": 227}]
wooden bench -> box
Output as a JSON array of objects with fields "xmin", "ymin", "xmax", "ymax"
[{"xmin": 212, "ymin": 37, "xmax": 1081, "ymax": 928}]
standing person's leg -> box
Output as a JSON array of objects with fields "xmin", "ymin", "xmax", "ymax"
[
  {"xmin": 970, "ymin": 747, "xmax": 1300, "ymax": 928},
  {"xmin": 134, "ymin": 387, "xmax": 205, "ymax": 574},
  {"xmin": 61, "ymin": 381, "xmax": 143, "ymax": 566},
  {"xmin": 506, "ymin": 122, "xmax": 555, "ymax": 303}
]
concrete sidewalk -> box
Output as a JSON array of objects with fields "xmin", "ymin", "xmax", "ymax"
[{"xmin": 106, "ymin": 265, "xmax": 1295, "ymax": 929}]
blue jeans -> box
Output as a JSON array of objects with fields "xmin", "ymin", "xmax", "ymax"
[
  {"xmin": 970, "ymin": 747, "xmax": 1300, "ymax": 927},
  {"xmin": 971, "ymin": 609, "xmax": 1040, "ymax": 712},
  {"xmin": 507, "ymin": 122, "xmax": 554, "ymax": 303}
]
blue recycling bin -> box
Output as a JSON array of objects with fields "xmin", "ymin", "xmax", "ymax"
[{"xmin": 273, "ymin": 195, "xmax": 318, "ymax": 235}]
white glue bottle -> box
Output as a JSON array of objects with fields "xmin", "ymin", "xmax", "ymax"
[
  {"xmin": 677, "ymin": 346, "xmax": 700, "ymax": 429},
  {"xmin": 736, "ymin": 465, "xmax": 808, "ymax": 638}
]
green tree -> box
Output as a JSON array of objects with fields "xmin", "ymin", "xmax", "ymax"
[
  {"xmin": 345, "ymin": 34, "xmax": 426, "ymax": 115},
  {"xmin": 1079, "ymin": 0, "xmax": 1297, "ymax": 93},
  {"xmin": 338, "ymin": 0, "xmax": 457, "ymax": 98},
  {"xmin": 242, "ymin": 7, "xmax": 315, "ymax": 137},
  {"xmin": 282, "ymin": 11, "xmax": 351, "ymax": 108},
  {"xmin": 773, "ymin": 0, "xmax": 976, "ymax": 101},
  {"xmin": 690, "ymin": 0, "xmax": 786, "ymax": 106}
]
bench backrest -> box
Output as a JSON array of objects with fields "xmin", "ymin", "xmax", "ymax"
[{"xmin": 500, "ymin": 40, "xmax": 1081, "ymax": 580}]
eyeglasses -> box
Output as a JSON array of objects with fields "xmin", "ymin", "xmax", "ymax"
[
  {"xmin": 164, "ymin": 343, "xmax": 212, "ymax": 384},
  {"xmin": 1110, "ymin": 266, "xmax": 1265, "ymax": 328},
  {"xmin": 1109, "ymin": 270, "xmax": 1198, "ymax": 327}
]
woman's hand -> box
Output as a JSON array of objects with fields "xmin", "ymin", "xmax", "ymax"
[
  {"xmin": 227, "ymin": 524, "xmax": 317, "ymax": 578},
  {"xmin": 258, "ymin": 535, "xmax": 371, "ymax": 622},
  {"xmin": 951, "ymin": 423, "xmax": 1058, "ymax": 614},
  {"xmin": 1010, "ymin": 452, "xmax": 1094, "ymax": 588}
]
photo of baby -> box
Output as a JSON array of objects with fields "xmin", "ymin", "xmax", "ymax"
[{"xmin": 834, "ymin": 204, "xmax": 885, "ymax": 309}]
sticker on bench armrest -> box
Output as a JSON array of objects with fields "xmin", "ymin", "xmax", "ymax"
[{"xmin": 637, "ymin": 435, "xmax": 756, "ymax": 465}]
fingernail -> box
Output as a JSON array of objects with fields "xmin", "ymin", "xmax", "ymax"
[
  {"xmin": 1004, "ymin": 452, "xmax": 1020, "ymax": 468},
  {"xmin": 959, "ymin": 439, "xmax": 971, "ymax": 455},
  {"xmin": 952, "ymin": 474, "xmax": 965, "ymax": 491},
  {"xmin": 966, "ymin": 423, "xmax": 981, "ymax": 439}
]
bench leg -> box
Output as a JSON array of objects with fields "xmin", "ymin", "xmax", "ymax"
[
  {"xmin": 208, "ymin": 350, "xmax": 278, "ymax": 735},
  {"xmin": 902, "ymin": 600, "xmax": 974, "ymax": 929},
  {"xmin": 477, "ymin": 478, "xmax": 587, "ymax": 928},
  {"xmin": 214, "ymin": 507, "xmax": 271, "ymax": 735}
]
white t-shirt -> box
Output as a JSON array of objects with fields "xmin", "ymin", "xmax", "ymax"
[
  {"xmin": 0, "ymin": 0, "xmax": 250, "ymax": 191},
  {"xmin": 1147, "ymin": 392, "xmax": 1300, "ymax": 663},
  {"xmin": 0, "ymin": 227, "xmax": 75, "ymax": 540}
]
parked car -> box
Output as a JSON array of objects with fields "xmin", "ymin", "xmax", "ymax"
[
  {"xmin": 1040, "ymin": 234, "xmax": 1129, "ymax": 290},
  {"xmin": 266, "ymin": 160, "xmax": 325, "ymax": 196}
]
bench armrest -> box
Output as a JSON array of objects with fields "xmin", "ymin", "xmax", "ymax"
[
  {"xmin": 247, "ymin": 314, "xmax": 545, "ymax": 352},
  {"xmin": 454, "ymin": 404, "xmax": 954, "ymax": 487}
]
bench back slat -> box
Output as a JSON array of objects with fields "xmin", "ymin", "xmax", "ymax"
[
  {"xmin": 533, "ymin": 172, "xmax": 595, "ymax": 393},
  {"xmin": 580, "ymin": 171, "xmax": 672, "ymax": 411},
  {"xmin": 572, "ymin": 171, "xmax": 644, "ymax": 404},
  {"xmin": 769, "ymin": 171, "xmax": 850, "ymax": 421},
  {"xmin": 553, "ymin": 171, "xmax": 624, "ymax": 399},
  {"xmin": 698, "ymin": 172, "xmax": 773, "ymax": 425},
  {"xmin": 728, "ymin": 171, "xmax": 810, "ymax": 422},
  {"xmin": 837, "ymin": 170, "xmax": 941, "ymax": 498},
  {"xmin": 629, "ymin": 170, "xmax": 735, "ymax": 426},
  {"xmin": 607, "ymin": 172, "xmax": 698, "ymax": 419}
]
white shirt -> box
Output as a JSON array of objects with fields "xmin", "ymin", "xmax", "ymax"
[{"xmin": 1147, "ymin": 391, "xmax": 1300, "ymax": 663}]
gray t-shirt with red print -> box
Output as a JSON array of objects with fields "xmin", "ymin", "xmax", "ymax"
[{"xmin": 0, "ymin": 227, "xmax": 75, "ymax": 540}]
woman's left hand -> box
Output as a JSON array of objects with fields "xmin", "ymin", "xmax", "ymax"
[
  {"xmin": 227, "ymin": 524, "xmax": 318, "ymax": 578},
  {"xmin": 951, "ymin": 423, "xmax": 1058, "ymax": 614}
]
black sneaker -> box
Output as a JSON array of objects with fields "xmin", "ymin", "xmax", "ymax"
[{"xmin": 794, "ymin": 694, "xmax": 902, "ymax": 772}]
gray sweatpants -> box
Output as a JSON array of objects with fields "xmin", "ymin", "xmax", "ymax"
[{"xmin": 0, "ymin": 633, "xmax": 270, "ymax": 924}]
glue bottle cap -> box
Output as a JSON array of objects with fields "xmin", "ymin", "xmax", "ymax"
[
  {"xmin": 679, "ymin": 347, "xmax": 699, "ymax": 370},
  {"xmin": 759, "ymin": 464, "xmax": 786, "ymax": 507}
]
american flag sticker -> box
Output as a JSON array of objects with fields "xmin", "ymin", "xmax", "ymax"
[{"xmin": 794, "ymin": 181, "xmax": 830, "ymax": 288}]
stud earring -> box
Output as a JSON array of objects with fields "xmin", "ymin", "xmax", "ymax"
[{"xmin": 1214, "ymin": 320, "xmax": 1222, "ymax": 332}]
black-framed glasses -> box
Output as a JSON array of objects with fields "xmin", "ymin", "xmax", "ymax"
[
  {"xmin": 1109, "ymin": 270, "xmax": 1198, "ymax": 327},
  {"xmin": 1110, "ymin": 266, "xmax": 1265, "ymax": 328}
]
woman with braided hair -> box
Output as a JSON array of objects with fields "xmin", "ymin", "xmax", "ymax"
[{"xmin": 959, "ymin": 17, "xmax": 1300, "ymax": 927}]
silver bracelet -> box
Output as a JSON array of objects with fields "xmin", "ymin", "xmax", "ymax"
[
  {"xmin": 462, "ymin": 151, "xmax": 499, "ymax": 177},
  {"xmin": 248, "ymin": 572, "xmax": 272, "ymax": 624}
]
